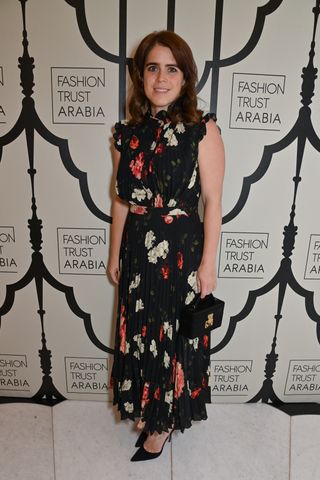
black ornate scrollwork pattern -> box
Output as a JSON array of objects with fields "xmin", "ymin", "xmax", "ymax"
[
  {"xmin": 0, "ymin": 0, "xmax": 319, "ymax": 414},
  {"xmin": 0, "ymin": 0, "xmax": 113, "ymax": 405},
  {"xmin": 213, "ymin": 0, "xmax": 320, "ymax": 413}
]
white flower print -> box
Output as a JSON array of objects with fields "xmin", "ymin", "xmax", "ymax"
[
  {"xmin": 147, "ymin": 248, "xmax": 159, "ymax": 264},
  {"xmin": 147, "ymin": 240, "xmax": 169, "ymax": 264},
  {"xmin": 125, "ymin": 341, "xmax": 130, "ymax": 354},
  {"xmin": 187, "ymin": 380, "xmax": 192, "ymax": 395},
  {"xmin": 124, "ymin": 402, "xmax": 134, "ymax": 413},
  {"xmin": 187, "ymin": 270, "xmax": 198, "ymax": 292},
  {"xmin": 164, "ymin": 127, "xmax": 174, "ymax": 138},
  {"xmin": 133, "ymin": 350, "xmax": 140, "ymax": 360},
  {"xmin": 164, "ymin": 128, "xmax": 178, "ymax": 146},
  {"xmin": 122, "ymin": 379, "xmax": 132, "ymax": 391},
  {"xmin": 157, "ymin": 240, "xmax": 169, "ymax": 258},
  {"xmin": 165, "ymin": 390, "xmax": 173, "ymax": 404},
  {"xmin": 168, "ymin": 208, "xmax": 188, "ymax": 216},
  {"xmin": 150, "ymin": 140, "xmax": 156, "ymax": 151},
  {"xmin": 145, "ymin": 230, "xmax": 156, "ymax": 250},
  {"xmin": 176, "ymin": 122, "xmax": 186, "ymax": 134},
  {"xmin": 176, "ymin": 317, "xmax": 180, "ymax": 331},
  {"xmin": 135, "ymin": 299, "xmax": 144, "ymax": 312},
  {"xmin": 163, "ymin": 321, "xmax": 173, "ymax": 340},
  {"xmin": 132, "ymin": 188, "xmax": 146, "ymax": 201},
  {"xmin": 188, "ymin": 337, "xmax": 199, "ymax": 350},
  {"xmin": 185, "ymin": 290, "xmax": 195, "ymax": 305},
  {"xmin": 145, "ymin": 188, "xmax": 153, "ymax": 199},
  {"xmin": 150, "ymin": 339, "xmax": 158, "ymax": 357},
  {"xmin": 129, "ymin": 273, "xmax": 141, "ymax": 293},
  {"xmin": 187, "ymin": 167, "xmax": 197, "ymax": 189},
  {"xmin": 133, "ymin": 334, "xmax": 144, "ymax": 353},
  {"xmin": 167, "ymin": 198, "xmax": 177, "ymax": 207},
  {"xmin": 165, "ymin": 390, "xmax": 173, "ymax": 412},
  {"xmin": 163, "ymin": 350, "xmax": 170, "ymax": 368}
]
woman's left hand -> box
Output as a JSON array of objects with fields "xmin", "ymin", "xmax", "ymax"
[{"xmin": 196, "ymin": 262, "xmax": 217, "ymax": 298}]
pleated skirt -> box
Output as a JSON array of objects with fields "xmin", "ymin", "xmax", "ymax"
[{"xmin": 110, "ymin": 208, "xmax": 211, "ymax": 434}]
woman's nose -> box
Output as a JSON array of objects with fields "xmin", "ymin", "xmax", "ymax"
[{"xmin": 157, "ymin": 68, "xmax": 167, "ymax": 82}]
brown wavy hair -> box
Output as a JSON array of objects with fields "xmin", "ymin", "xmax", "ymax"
[{"xmin": 128, "ymin": 30, "xmax": 202, "ymax": 125}]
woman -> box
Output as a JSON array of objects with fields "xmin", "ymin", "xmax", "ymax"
[{"xmin": 107, "ymin": 30, "xmax": 225, "ymax": 461}]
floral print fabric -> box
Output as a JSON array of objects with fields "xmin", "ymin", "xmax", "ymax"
[{"xmin": 110, "ymin": 110, "xmax": 217, "ymax": 435}]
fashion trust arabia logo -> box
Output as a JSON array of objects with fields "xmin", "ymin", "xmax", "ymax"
[
  {"xmin": 57, "ymin": 228, "xmax": 107, "ymax": 275},
  {"xmin": 218, "ymin": 232, "xmax": 269, "ymax": 279},
  {"xmin": 230, "ymin": 73, "xmax": 286, "ymax": 131},
  {"xmin": 51, "ymin": 68, "xmax": 107, "ymax": 124}
]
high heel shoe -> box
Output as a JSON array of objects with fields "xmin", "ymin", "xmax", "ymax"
[
  {"xmin": 130, "ymin": 428, "xmax": 174, "ymax": 462},
  {"xmin": 135, "ymin": 430, "xmax": 148, "ymax": 447}
]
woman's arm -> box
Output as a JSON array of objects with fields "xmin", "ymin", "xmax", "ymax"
[
  {"xmin": 196, "ymin": 119, "xmax": 225, "ymax": 298},
  {"xmin": 107, "ymin": 148, "xmax": 129, "ymax": 285}
]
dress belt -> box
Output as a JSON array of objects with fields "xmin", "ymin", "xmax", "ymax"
[{"xmin": 129, "ymin": 203, "xmax": 198, "ymax": 217}]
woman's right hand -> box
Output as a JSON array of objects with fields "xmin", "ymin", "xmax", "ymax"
[{"xmin": 106, "ymin": 258, "xmax": 120, "ymax": 285}]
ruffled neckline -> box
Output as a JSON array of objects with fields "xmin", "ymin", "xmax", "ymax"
[{"xmin": 144, "ymin": 108, "xmax": 170, "ymax": 125}]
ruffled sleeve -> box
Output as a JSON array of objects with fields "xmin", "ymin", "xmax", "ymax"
[
  {"xmin": 197, "ymin": 112, "xmax": 220, "ymax": 141},
  {"xmin": 113, "ymin": 120, "xmax": 127, "ymax": 152}
]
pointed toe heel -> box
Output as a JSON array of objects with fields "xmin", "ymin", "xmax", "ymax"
[{"xmin": 130, "ymin": 428, "xmax": 174, "ymax": 462}]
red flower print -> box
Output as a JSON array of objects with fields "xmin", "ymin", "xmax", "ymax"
[
  {"xmin": 203, "ymin": 335, "xmax": 209, "ymax": 349},
  {"xmin": 159, "ymin": 325, "xmax": 164, "ymax": 342},
  {"xmin": 161, "ymin": 265, "xmax": 169, "ymax": 280},
  {"xmin": 149, "ymin": 160, "xmax": 153, "ymax": 173},
  {"xmin": 129, "ymin": 135, "xmax": 139, "ymax": 149},
  {"xmin": 141, "ymin": 325, "xmax": 147, "ymax": 337},
  {"xmin": 190, "ymin": 388, "xmax": 202, "ymax": 399},
  {"xmin": 156, "ymin": 127, "xmax": 162, "ymax": 141},
  {"xmin": 155, "ymin": 143, "xmax": 164, "ymax": 155},
  {"xmin": 202, "ymin": 377, "xmax": 207, "ymax": 388},
  {"xmin": 129, "ymin": 152, "xmax": 144, "ymax": 179},
  {"xmin": 174, "ymin": 361, "xmax": 185, "ymax": 399},
  {"xmin": 141, "ymin": 381, "xmax": 150, "ymax": 410},
  {"xmin": 154, "ymin": 387, "xmax": 161, "ymax": 400},
  {"xmin": 162, "ymin": 215, "xmax": 174, "ymax": 224},
  {"xmin": 119, "ymin": 304, "xmax": 126, "ymax": 354},
  {"xmin": 154, "ymin": 193, "xmax": 163, "ymax": 208},
  {"xmin": 171, "ymin": 354, "xmax": 177, "ymax": 384},
  {"xmin": 130, "ymin": 205, "xmax": 148, "ymax": 215},
  {"xmin": 177, "ymin": 251, "xmax": 183, "ymax": 270},
  {"xmin": 142, "ymin": 382, "xmax": 150, "ymax": 401}
]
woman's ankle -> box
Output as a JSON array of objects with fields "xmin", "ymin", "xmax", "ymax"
[{"xmin": 136, "ymin": 419, "xmax": 146, "ymax": 430}]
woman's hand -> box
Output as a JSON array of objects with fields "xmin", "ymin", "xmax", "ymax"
[
  {"xmin": 196, "ymin": 261, "xmax": 217, "ymax": 298},
  {"xmin": 107, "ymin": 258, "xmax": 121, "ymax": 285}
]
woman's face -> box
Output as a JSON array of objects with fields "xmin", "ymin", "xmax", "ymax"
[{"xmin": 143, "ymin": 44, "xmax": 185, "ymax": 116}]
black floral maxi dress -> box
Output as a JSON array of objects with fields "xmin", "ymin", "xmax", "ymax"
[{"xmin": 109, "ymin": 110, "xmax": 217, "ymax": 435}]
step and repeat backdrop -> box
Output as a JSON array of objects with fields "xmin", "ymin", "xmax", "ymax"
[{"xmin": 0, "ymin": 0, "xmax": 320, "ymax": 407}]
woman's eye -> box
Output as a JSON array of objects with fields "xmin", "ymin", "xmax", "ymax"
[
  {"xmin": 146, "ymin": 65, "xmax": 158, "ymax": 72},
  {"xmin": 168, "ymin": 67, "xmax": 178, "ymax": 73}
]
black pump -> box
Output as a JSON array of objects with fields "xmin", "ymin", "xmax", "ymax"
[{"xmin": 130, "ymin": 428, "xmax": 174, "ymax": 462}]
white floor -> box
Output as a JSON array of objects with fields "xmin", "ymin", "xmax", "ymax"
[{"xmin": 0, "ymin": 401, "xmax": 319, "ymax": 480}]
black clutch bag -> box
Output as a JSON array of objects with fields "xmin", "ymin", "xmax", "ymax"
[{"xmin": 179, "ymin": 293, "xmax": 225, "ymax": 339}]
